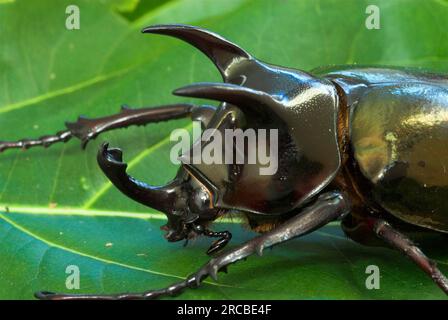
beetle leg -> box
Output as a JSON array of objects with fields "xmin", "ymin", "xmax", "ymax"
[
  {"xmin": 373, "ymin": 219, "xmax": 448, "ymax": 295},
  {"xmin": 0, "ymin": 104, "xmax": 216, "ymax": 153},
  {"xmin": 66, "ymin": 104, "xmax": 216, "ymax": 148},
  {"xmin": 35, "ymin": 190, "xmax": 350, "ymax": 300},
  {"xmin": 0, "ymin": 130, "xmax": 73, "ymax": 153}
]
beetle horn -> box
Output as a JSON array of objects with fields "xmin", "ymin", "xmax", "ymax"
[
  {"xmin": 173, "ymin": 82, "xmax": 278, "ymax": 112},
  {"xmin": 97, "ymin": 143, "xmax": 176, "ymax": 213},
  {"xmin": 142, "ymin": 24, "xmax": 251, "ymax": 79}
]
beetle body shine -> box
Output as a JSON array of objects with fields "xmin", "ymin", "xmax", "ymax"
[
  {"xmin": 323, "ymin": 67, "xmax": 448, "ymax": 234},
  {"xmin": 1, "ymin": 25, "xmax": 447, "ymax": 299}
]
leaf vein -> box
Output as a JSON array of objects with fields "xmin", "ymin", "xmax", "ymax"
[{"xmin": 0, "ymin": 212, "xmax": 233, "ymax": 288}]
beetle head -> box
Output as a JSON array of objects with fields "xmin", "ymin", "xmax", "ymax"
[
  {"xmin": 97, "ymin": 143, "xmax": 221, "ymax": 243},
  {"xmin": 156, "ymin": 169, "xmax": 221, "ymax": 243}
]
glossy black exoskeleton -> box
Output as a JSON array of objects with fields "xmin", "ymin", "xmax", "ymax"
[{"xmin": 1, "ymin": 25, "xmax": 447, "ymax": 299}]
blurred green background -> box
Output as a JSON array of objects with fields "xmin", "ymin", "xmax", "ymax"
[{"xmin": 0, "ymin": 0, "xmax": 447, "ymax": 299}]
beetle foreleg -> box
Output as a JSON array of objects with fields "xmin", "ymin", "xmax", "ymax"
[
  {"xmin": 0, "ymin": 130, "xmax": 73, "ymax": 153},
  {"xmin": 65, "ymin": 104, "xmax": 215, "ymax": 148},
  {"xmin": 35, "ymin": 190, "xmax": 350, "ymax": 300},
  {"xmin": 0, "ymin": 104, "xmax": 215, "ymax": 153},
  {"xmin": 374, "ymin": 219, "xmax": 448, "ymax": 295}
]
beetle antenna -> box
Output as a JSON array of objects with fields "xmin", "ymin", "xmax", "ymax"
[
  {"xmin": 192, "ymin": 224, "xmax": 232, "ymax": 255},
  {"xmin": 204, "ymin": 229, "xmax": 232, "ymax": 255}
]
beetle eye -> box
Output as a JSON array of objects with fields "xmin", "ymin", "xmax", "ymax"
[
  {"xmin": 171, "ymin": 210, "xmax": 183, "ymax": 216},
  {"xmin": 192, "ymin": 188, "xmax": 211, "ymax": 210}
]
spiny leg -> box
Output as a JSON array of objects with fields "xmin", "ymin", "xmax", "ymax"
[
  {"xmin": 35, "ymin": 190, "xmax": 350, "ymax": 300},
  {"xmin": 373, "ymin": 219, "xmax": 448, "ymax": 295},
  {"xmin": 1, "ymin": 23, "xmax": 250, "ymax": 153},
  {"xmin": 0, "ymin": 130, "xmax": 73, "ymax": 153},
  {"xmin": 66, "ymin": 104, "xmax": 215, "ymax": 147},
  {"xmin": 0, "ymin": 104, "xmax": 215, "ymax": 153}
]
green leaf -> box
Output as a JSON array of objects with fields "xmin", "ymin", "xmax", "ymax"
[{"xmin": 0, "ymin": 0, "xmax": 447, "ymax": 299}]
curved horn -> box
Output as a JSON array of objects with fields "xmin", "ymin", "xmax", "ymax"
[
  {"xmin": 142, "ymin": 24, "xmax": 251, "ymax": 79},
  {"xmin": 97, "ymin": 143, "xmax": 176, "ymax": 213},
  {"xmin": 173, "ymin": 82, "xmax": 277, "ymax": 113}
]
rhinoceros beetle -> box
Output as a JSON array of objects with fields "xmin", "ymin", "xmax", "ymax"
[{"xmin": 1, "ymin": 24, "xmax": 448, "ymax": 299}]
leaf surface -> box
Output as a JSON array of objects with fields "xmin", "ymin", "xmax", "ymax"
[{"xmin": 0, "ymin": 0, "xmax": 447, "ymax": 299}]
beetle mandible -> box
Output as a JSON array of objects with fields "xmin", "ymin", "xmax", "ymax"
[{"xmin": 1, "ymin": 25, "xmax": 447, "ymax": 299}]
